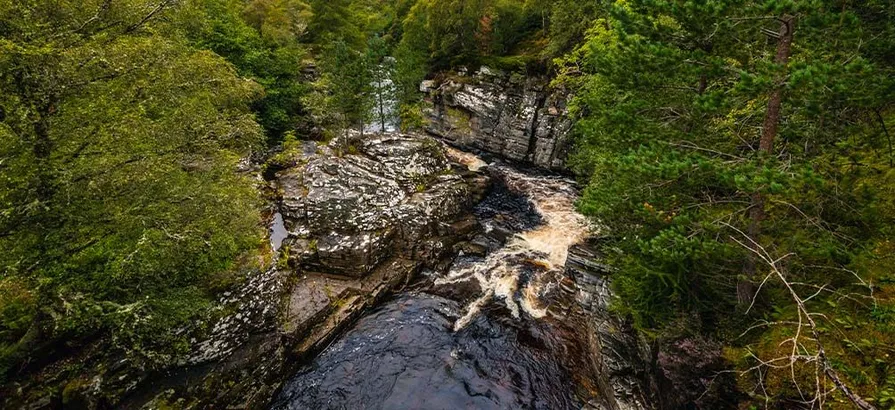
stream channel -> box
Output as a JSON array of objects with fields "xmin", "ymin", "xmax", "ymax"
[{"xmin": 270, "ymin": 148, "xmax": 594, "ymax": 410}]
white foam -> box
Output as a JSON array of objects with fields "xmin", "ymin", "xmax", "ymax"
[{"xmin": 438, "ymin": 162, "xmax": 594, "ymax": 331}]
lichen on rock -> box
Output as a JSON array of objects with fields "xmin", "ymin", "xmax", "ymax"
[{"xmin": 423, "ymin": 67, "xmax": 573, "ymax": 171}]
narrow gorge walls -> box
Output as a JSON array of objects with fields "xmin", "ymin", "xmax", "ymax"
[{"xmin": 422, "ymin": 67, "xmax": 573, "ymax": 172}]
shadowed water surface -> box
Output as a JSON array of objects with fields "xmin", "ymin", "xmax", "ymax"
[{"xmin": 270, "ymin": 293, "xmax": 577, "ymax": 410}]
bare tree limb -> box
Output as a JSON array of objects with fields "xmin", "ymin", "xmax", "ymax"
[{"xmin": 724, "ymin": 222, "xmax": 877, "ymax": 410}]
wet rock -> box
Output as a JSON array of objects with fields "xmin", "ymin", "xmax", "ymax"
[
  {"xmin": 279, "ymin": 133, "xmax": 486, "ymax": 278},
  {"xmin": 656, "ymin": 336, "xmax": 738, "ymax": 409},
  {"xmin": 2, "ymin": 133, "xmax": 490, "ymax": 410},
  {"xmin": 566, "ymin": 240, "xmax": 658, "ymax": 410},
  {"xmin": 423, "ymin": 67, "xmax": 573, "ymax": 171},
  {"xmin": 453, "ymin": 241, "xmax": 488, "ymax": 257},
  {"xmin": 129, "ymin": 135, "xmax": 487, "ymax": 409}
]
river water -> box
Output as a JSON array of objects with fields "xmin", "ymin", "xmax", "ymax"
[{"xmin": 270, "ymin": 148, "xmax": 594, "ymax": 410}]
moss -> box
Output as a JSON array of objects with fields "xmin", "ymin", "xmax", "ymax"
[
  {"xmin": 61, "ymin": 378, "xmax": 91, "ymax": 406},
  {"xmin": 276, "ymin": 245, "xmax": 291, "ymax": 270},
  {"xmin": 0, "ymin": 278, "xmax": 37, "ymax": 377},
  {"xmin": 420, "ymin": 137, "xmax": 447, "ymax": 162},
  {"xmin": 480, "ymin": 54, "xmax": 541, "ymax": 73},
  {"xmin": 147, "ymin": 389, "xmax": 196, "ymax": 410},
  {"xmin": 398, "ymin": 102, "xmax": 429, "ymax": 131},
  {"xmin": 445, "ymin": 107, "xmax": 473, "ymax": 134}
]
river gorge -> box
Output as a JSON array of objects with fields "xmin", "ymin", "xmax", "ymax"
[
  {"xmin": 2, "ymin": 68, "xmax": 723, "ymax": 410},
  {"xmin": 272, "ymin": 150, "xmax": 592, "ymax": 409}
]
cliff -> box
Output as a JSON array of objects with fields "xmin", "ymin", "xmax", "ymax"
[{"xmin": 422, "ymin": 67, "xmax": 573, "ymax": 172}]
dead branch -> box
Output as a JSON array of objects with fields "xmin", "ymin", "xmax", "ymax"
[{"xmin": 723, "ymin": 222, "xmax": 876, "ymax": 410}]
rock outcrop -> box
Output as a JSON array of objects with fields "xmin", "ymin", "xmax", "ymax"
[
  {"xmin": 1, "ymin": 133, "xmax": 489, "ymax": 410},
  {"xmin": 150, "ymin": 133, "xmax": 488, "ymax": 408},
  {"xmin": 565, "ymin": 240, "xmax": 659, "ymax": 410},
  {"xmin": 422, "ymin": 67, "xmax": 573, "ymax": 171},
  {"xmin": 279, "ymin": 133, "xmax": 488, "ymax": 276}
]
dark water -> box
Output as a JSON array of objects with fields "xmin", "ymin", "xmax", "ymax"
[
  {"xmin": 271, "ymin": 160, "xmax": 589, "ymax": 410},
  {"xmin": 270, "ymin": 293, "xmax": 577, "ymax": 410}
]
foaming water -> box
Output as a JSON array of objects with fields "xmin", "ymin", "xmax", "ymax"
[
  {"xmin": 437, "ymin": 163, "xmax": 592, "ymax": 331},
  {"xmin": 272, "ymin": 151, "xmax": 593, "ymax": 410}
]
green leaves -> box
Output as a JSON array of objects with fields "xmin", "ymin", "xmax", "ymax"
[
  {"xmin": 0, "ymin": 0, "xmax": 265, "ymax": 375},
  {"xmin": 566, "ymin": 0, "xmax": 895, "ymax": 405},
  {"xmin": 180, "ymin": 0, "xmax": 310, "ymax": 142}
]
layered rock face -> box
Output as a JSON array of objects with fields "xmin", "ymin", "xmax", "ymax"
[
  {"xmin": 422, "ymin": 67, "xmax": 573, "ymax": 171},
  {"xmin": 279, "ymin": 134, "xmax": 487, "ymax": 277},
  {"xmin": 565, "ymin": 241, "xmax": 658, "ymax": 410},
  {"xmin": 566, "ymin": 240, "xmax": 737, "ymax": 410}
]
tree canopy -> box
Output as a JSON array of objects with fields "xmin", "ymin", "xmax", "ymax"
[
  {"xmin": 2, "ymin": 0, "xmax": 893, "ymax": 407},
  {"xmin": 559, "ymin": 0, "xmax": 895, "ymax": 405},
  {"xmin": 0, "ymin": 0, "xmax": 265, "ymax": 379}
]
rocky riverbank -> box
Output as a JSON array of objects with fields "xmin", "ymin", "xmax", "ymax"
[
  {"xmin": 135, "ymin": 133, "xmax": 493, "ymax": 408},
  {"xmin": 1, "ymin": 133, "xmax": 490, "ymax": 409},
  {"xmin": 269, "ymin": 147, "xmax": 670, "ymax": 410},
  {"xmin": 1, "ymin": 96, "xmax": 732, "ymax": 410}
]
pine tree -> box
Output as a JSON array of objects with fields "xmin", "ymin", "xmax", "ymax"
[
  {"xmin": 562, "ymin": 0, "xmax": 894, "ymax": 405},
  {"xmin": 319, "ymin": 37, "xmax": 373, "ymax": 137}
]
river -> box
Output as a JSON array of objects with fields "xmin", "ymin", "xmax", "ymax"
[{"xmin": 270, "ymin": 148, "xmax": 594, "ymax": 409}]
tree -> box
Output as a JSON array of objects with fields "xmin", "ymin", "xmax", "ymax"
[
  {"xmin": 367, "ymin": 35, "xmax": 397, "ymax": 132},
  {"xmin": 318, "ymin": 37, "xmax": 373, "ymax": 137},
  {"xmin": 393, "ymin": 0, "xmax": 430, "ymax": 108},
  {"xmin": 307, "ymin": 0, "xmax": 363, "ymax": 48},
  {"xmin": 179, "ymin": 0, "xmax": 312, "ymax": 142},
  {"xmin": 741, "ymin": 14, "xmax": 795, "ymax": 305},
  {"xmin": 562, "ymin": 0, "xmax": 894, "ymax": 406},
  {"xmin": 0, "ymin": 0, "xmax": 264, "ymax": 378}
]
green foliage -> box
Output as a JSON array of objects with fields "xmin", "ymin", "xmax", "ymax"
[
  {"xmin": 394, "ymin": 0, "xmax": 550, "ymax": 71},
  {"xmin": 308, "ymin": 37, "xmax": 374, "ymax": 136},
  {"xmin": 178, "ymin": 0, "xmax": 312, "ymax": 142},
  {"xmin": 308, "ymin": 0, "xmax": 363, "ymax": 47},
  {"xmin": 393, "ymin": 0, "xmax": 430, "ymax": 106},
  {"xmin": 0, "ymin": 0, "xmax": 265, "ymax": 378},
  {"xmin": 542, "ymin": 0, "xmax": 600, "ymax": 58},
  {"xmin": 398, "ymin": 102, "xmax": 428, "ymax": 131},
  {"xmin": 561, "ymin": 0, "xmax": 895, "ymax": 405}
]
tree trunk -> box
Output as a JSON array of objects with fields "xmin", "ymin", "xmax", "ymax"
[
  {"xmin": 739, "ymin": 15, "xmax": 795, "ymax": 306},
  {"xmin": 376, "ymin": 75, "xmax": 385, "ymax": 132}
]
